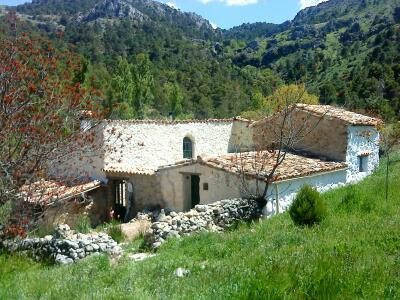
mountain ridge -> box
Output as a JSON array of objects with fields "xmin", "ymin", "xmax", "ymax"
[{"xmin": 2, "ymin": 0, "xmax": 400, "ymax": 120}]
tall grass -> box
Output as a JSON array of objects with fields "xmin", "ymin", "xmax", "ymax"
[
  {"xmin": 0, "ymin": 201, "xmax": 11, "ymax": 225},
  {"xmin": 106, "ymin": 220, "xmax": 126, "ymax": 243},
  {"xmin": 0, "ymin": 154, "xmax": 399, "ymax": 300},
  {"xmin": 74, "ymin": 215, "xmax": 92, "ymax": 234}
]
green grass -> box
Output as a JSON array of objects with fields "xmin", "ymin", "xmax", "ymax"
[
  {"xmin": 106, "ymin": 220, "xmax": 126, "ymax": 244},
  {"xmin": 74, "ymin": 215, "xmax": 92, "ymax": 234},
  {"xmin": 95, "ymin": 220, "xmax": 126, "ymax": 243},
  {"xmin": 1, "ymin": 155, "xmax": 400, "ymax": 300}
]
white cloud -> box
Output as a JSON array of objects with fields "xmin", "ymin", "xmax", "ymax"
[
  {"xmin": 299, "ymin": 0, "xmax": 328, "ymax": 9},
  {"xmin": 166, "ymin": 1, "xmax": 179, "ymax": 9},
  {"xmin": 198, "ymin": 0, "xmax": 258, "ymax": 6}
]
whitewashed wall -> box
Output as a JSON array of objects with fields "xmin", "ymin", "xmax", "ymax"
[
  {"xmin": 49, "ymin": 123, "xmax": 106, "ymax": 182},
  {"xmin": 345, "ymin": 126, "xmax": 380, "ymax": 183},
  {"xmin": 103, "ymin": 121, "xmax": 245, "ymax": 173},
  {"xmin": 263, "ymin": 169, "xmax": 348, "ymax": 216},
  {"xmin": 156, "ymin": 162, "xmax": 348, "ymax": 213}
]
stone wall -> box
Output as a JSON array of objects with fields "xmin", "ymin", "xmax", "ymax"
[
  {"xmin": 264, "ymin": 169, "xmax": 348, "ymax": 216},
  {"xmin": 49, "ymin": 123, "xmax": 106, "ymax": 181},
  {"xmin": 252, "ymin": 110, "xmax": 349, "ymax": 161},
  {"xmin": 156, "ymin": 161, "xmax": 348, "ymax": 214},
  {"xmin": 0, "ymin": 225, "xmax": 122, "ymax": 265},
  {"xmin": 346, "ymin": 125, "xmax": 380, "ymax": 182},
  {"xmin": 145, "ymin": 198, "xmax": 260, "ymax": 248},
  {"xmin": 103, "ymin": 120, "xmax": 251, "ymax": 177},
  {"xmin": 40, "ymin": 186, "xmax": 113, "ymax": 228},
  {"xmin": 50, "ymin": 119, "xmax": 253, "ymax": 183},
  {"xmin": 230, "ymin": 120, "xmax": 254, "ymax": 152},
  {"xmin": 157, "ymin": 163, "xmax": 248, "ymax": 211}
]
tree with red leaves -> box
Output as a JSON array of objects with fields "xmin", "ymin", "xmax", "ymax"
[{"xmin": 0, "ymin": 12, "xmax": 103, "ymax": 230}]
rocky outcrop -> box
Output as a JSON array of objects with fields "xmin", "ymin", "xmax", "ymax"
[
  {"xmin": 145, "ymin": 198, "xmax": 260, "ymax": 249},
  {"xmin": 0, "ymin": 225, "xmax": 122, "ymax": 265},
  {"xmin": 78, "ymin": 0, "xmax": 147, "ymax": 22}
]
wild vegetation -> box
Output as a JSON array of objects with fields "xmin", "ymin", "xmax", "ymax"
[
  {"xmin": 229, "ymin": 0, "xmax": 400, "ymax": 120},
  {"xmin": 289, "ymin": 185, "xmax": 327, "ymax": 226},
  {"xmin": 2, "ymin": 0, "xmax": 399, "ymax": 120},
  {"xmin": 0, "ymin": 14, "xmax": 105, "ymax": 235},
  {"xmin": 1, "ymin": 153, "xmax": 399, "ymax": 300}
]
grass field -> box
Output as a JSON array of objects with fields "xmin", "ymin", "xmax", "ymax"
[{"xmin": 1, "ymin": 154, "xmax": 400, "ymax": 300}]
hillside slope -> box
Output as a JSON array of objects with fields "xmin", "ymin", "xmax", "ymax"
[
  {"xmin": 226, "ymin": 0, "xmax": 400, "ymax": 118},
  {"xmin": 1, "ymin": 154, "xmax": 400, "ymax": 299}
]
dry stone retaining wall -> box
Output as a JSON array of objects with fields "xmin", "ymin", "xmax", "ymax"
[
  {"xmin": 0, "ymin": 225, "xmax": 122, "ymax": 265},
  {"xmin": 145, "ymin": 198, "xmax": 261, "ymax": 248}
]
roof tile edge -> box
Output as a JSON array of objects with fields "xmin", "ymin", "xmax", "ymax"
[{"xmin": 104, "ymin": 117, "xmax": 253, "ymax": 125}]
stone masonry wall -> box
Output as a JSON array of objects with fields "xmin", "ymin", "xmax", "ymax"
[
  {"xmin": 0, "ymin": 225, "xmax": 122, "ymax": 265},
  {"xmin": 145, "ymin": 198, "xmax": 260, "ymax": 249},
  {"xmin": 346, "ymin": 125, "xmax": 380, "ymax": 182},
  {"xmin": 103, "ymin": 120, "xmax": 250, "ymax": 177},
  {"xmin": 253, "ymin": 110, "xmax": 349, "ymax": 161}
]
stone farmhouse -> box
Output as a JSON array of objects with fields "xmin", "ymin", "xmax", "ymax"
[{"xmin": 45, "ymin": 104, "xmax": 381, "ymax": 224}]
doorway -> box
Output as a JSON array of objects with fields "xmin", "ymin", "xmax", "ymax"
[
  {"xmin": 190, "ymin": 175, "xmax": 200, "ymax": 208},
  {"xmin": 112, "ymin": 179, "xmax": 134, "ymax": 222}
]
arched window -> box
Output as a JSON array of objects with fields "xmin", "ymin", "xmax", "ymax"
[{"xmin": 183, "ymin": 137, "xmax": 193, "ymax": 159}]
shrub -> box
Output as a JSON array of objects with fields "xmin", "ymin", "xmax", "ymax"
[{"xmin": 289, "ymin": 185, "xmax": 327, "ymax": 226}]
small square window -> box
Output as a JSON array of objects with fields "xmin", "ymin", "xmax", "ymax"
[
  {"xmin": 203, "ymin": 183, "xmax": 209, "ymax": 191},
  {"xmin": 358, "ymin": 155, "xmax": 369, "ymax": 172}
]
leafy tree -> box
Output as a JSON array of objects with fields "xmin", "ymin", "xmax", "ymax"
[
  {"xmin": 0, "ymin": 13, "xmax": 103, "ymax": 231},
  {"xmin": 319, "ymin": 83, "xmax": 337, "ymax": 104},
  {"xmin": 394, "ymin": 7, "xmax": 400, "ymax": 23},
  {"xmin": 107, "ymin": 54, "xmax": 154, "ymax": 119},
  {"xmin": 265, "ymin": 84, "xmax": 319, "ymax": 113},
  {"xmin": 166, "ymin": 83, "xmax": 183, "ymax": 119},
  {"xmin": 108, "ymin": 57, "xmax": 136, "ymax": 119},
  {"xmin": 131, "ymin": 53, "xmax": 154, "ymax": 119}
]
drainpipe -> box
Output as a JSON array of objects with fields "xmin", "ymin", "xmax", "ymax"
[{"xmin": 275, "ymin": 183, "xmax": 279, "ymax": 215}]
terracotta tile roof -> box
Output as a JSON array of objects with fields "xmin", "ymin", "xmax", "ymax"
[
  {"xmin": 103, "ymin": 166, "xmax": 157, "ymax": 175},
  {"xmin": 296, "ymin": 104, "xmax": 382, "ymax": 126},
  {"xmin": 193, "ymin": 151, "xmax": 347, "ymax": 182},
  {"xmin": 105, "ymin": 117, "xmax": 252, "ymax": 125},
  {"xmin": 20, "ymin": 179, "xmax": 101, "ymax": 205},
  {"xmin": 157, "ymin": 159, "xmax": 197, "ymax": 171}
]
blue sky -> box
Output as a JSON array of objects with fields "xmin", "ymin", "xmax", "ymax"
[{"xmin": 1, "ymin": 0, "xmax": 327, "ymax": 29}]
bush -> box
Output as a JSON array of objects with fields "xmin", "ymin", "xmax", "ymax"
[{"xmin": 289, "ymin": 185, "xmax": 327, "ymax": 226}]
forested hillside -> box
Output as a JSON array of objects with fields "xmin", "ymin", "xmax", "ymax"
[
  {"xmin": 2, "ymin": 0, "xmax": 400, "ymax": 120},
  {"xmin": 226, "ymin": 0, "xmax": 400, "ymax": 119}
]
